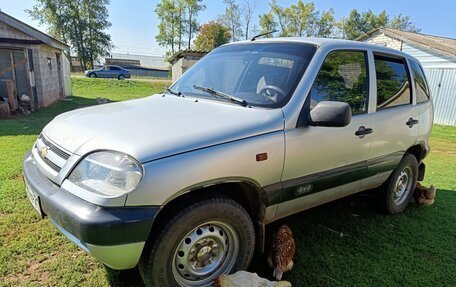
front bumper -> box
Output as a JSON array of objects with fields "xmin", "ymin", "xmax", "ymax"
[{"xmin": 22, "ymin": 151, "xmax": 160, "ymax": 269}]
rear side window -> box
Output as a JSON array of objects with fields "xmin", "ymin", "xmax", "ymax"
[
  {"xmin": 110, "ymin": 66, "xmax": 121, "ymax": 71},
  {"xmin": 410, "ymin": 61, "xmax": 430, "ymax": 103},
  {"xmin": 374, "ymin": 55, "xmax": 411, "ymax": 109},
  {"xmin": 310, "ymin": 50, "xmax": 369, "ymax": 115}
]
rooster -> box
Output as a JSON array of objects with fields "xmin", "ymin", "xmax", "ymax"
[
  {"xmin": 267, "ymin": 225, "xmax": 295, "ymax": 281},
  {"xmin": 414, "ymin": 182, "xmax": 436, "ymax": 206}
]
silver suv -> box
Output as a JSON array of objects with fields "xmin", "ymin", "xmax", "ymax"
[{"xmin": 23, "ymin": 38, "xmax": 433, "ymax": 287}]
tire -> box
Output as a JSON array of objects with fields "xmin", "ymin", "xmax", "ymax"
[
  {"xmin": 89, "ymin": 73, "xmax": 97, "ymax": 78},
  {"xmin": 118, "ymin": 74, "xmax": 125, "ymax": 80},
  {"xmin": 381, "ymin": 153, "xmax": 418, "ymax": 214},
  {"xmin": 139, "ymin": 196, "xmax": 255, "ymax": 287}
]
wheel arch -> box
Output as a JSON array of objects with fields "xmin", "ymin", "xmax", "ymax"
[
  {"xmin": 406, "ymin": 142, "xmax": 427, "ymax": 162},
  {"xmin": 146, "ymin": 179, "xmax": 267, "ymax": 253}
]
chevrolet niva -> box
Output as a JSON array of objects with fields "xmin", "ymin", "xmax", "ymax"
[{"xmin": 23, "ymin": 38, "xmax": 433, "ymax": 287}]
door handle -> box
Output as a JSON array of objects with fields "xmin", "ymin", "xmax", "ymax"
[
  {"xmin": 355, "ymin": 126, "xmax": 373, "ymax": 137},
  {"xmin": 406, "ymin": 118, "xmax": 419, "ymax": 128}
]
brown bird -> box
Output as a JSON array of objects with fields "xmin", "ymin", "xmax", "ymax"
[
  {"xmin": 414, "ymin": 182, "xmax": 436, "ymax": 206},
  {"xmin": 267, "ymin": 225, "xmax": 295, "ymax": 280}
]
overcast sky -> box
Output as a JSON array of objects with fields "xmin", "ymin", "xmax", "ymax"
[{"xmin": 1, "ymin": 0, "xmax": 455, "ymax": 56}]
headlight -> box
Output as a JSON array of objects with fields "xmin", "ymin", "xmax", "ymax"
[{"xmin": 68, "ymin": 151, "xmax": 142, "ymax": 196}]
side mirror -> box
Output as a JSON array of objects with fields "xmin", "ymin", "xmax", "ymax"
[{"xmin": 308, "ymin": 101, "xmax": 352, "ymax": 127}]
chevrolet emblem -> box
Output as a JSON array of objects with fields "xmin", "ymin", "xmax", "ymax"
[{"xmin": 39, "ymin": 146, "xmax": 49, "ymax": 159}]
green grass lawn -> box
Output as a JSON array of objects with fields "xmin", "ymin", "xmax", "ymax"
[{"xmin": 0, "ymin": 77, "xmax": 455, "ymax": 286}]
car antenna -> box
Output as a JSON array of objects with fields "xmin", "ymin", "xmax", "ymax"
[{"xmin": 251, "ymin": 30, "xmax": 278, "ymax": 41}]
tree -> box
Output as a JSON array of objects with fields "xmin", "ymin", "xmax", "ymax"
[
  {"xmin": 155, "ymin": 0, "xmax": 178, "ymax": 54},
  {"xmin": 155, "ymin": 0, "xmax": 204, "ymax": 54},
  {"xmin": 184, "ymin": 0, "xmax": 206, "ymax": 49},
  {"xmin": 389, "ymin": 14, "xmax": 421, "ymax": 32},
  {"xmin": 259, "ymin": 1, "xmax": 334, "ymax": 38},
  {"xmin": 241, "ymin": 0, "xmax": 257, "ymax": 40},
  {"xmin": 339, "ymin": 9, "xmax": 419, "ymax": 40},
  {"xmin": 194, "ymin": 21, "xmax": 231, "ymax": 51},
  {"xmin": 27, "ymin": 0, "xmax": 112, "ymax": 70},
  {"xmin": 314, "ymin": 8, "xmax": 336, "ymax": 37},
  {"xmin": 259, "ymin": 12, "xmax": 277, "ymax": 36},
  {"xmin": 269, "ymin": 0, "xmax": 289, "ymax": 36},
  {"xmin": 219, "ymin": 0, "xmax": 243, "ymax": 41}
]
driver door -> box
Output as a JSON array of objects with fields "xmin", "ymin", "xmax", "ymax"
[{"xmin": 277, "ymin": 50, "xmax": 373, "ymax": 218}]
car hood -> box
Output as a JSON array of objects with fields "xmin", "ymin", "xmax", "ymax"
[{"xmin": 42, "ymin": 95, "xmax": 284, "ymax": 163}]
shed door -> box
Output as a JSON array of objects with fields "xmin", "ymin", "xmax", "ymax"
[
  {"xmin": 12, "ymin": 50, "xmax": 30, "ymax": 98},
  {"xmin": 0, "ymin": 48, "xmax": 32, "ymax": 108}
]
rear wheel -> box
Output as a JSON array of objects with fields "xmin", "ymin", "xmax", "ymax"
[
  {"xmin": 139, "ymin": 196, "xmax": 255, "ymax": 287},
  {"xmin": 118, "ymin": 74, "xmax": 126, "ymax": 80},
  {"xmin": 381, "ymin": 153, "xmax": 418, "ymax": 214}
]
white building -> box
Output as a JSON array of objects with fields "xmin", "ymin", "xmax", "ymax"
[{"xmin": 357, "ymin": 28, "xmax": 456, "ymax": 126}]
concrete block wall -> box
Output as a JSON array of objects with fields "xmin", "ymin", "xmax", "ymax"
[{"xmin": 34, "ymin": 44, "xmax": 64, "ymax": 107}]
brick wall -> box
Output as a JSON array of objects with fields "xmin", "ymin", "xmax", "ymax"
[{"xmin": 363, "ymin": 31, "xmax": 403, "ymax": 51}]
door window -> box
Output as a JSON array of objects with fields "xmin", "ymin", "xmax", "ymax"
[
  {"xmin": 374, "ymin": 55, "xmax": 411, "ymax": 109},
  {"xmin": 310, "ymin": 50, "xmax": 369, "ymax": 115},
  {"xmin": 410, "ymin": 60, "xmax": 430, "ymax": 103}
]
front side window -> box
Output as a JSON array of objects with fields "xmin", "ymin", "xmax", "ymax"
[
  {"xmin": 410, "ymin": 60, "xmax": 430, "ymax": 103},
  {"xmin": 172, "ymin": 43, "xmax": 316, "ymax": 108},
  {"xmin": 310, "ymin": 50, "xmax": 369, "ymax": 115},
  {"xmin": 375, "ymin": 55, "xmax": 411, "ymax": 109}
]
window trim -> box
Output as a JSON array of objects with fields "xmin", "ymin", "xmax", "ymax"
[
  {"xmin": 373, "ymin": 52, "xmax": 412, "ymax": 111},
  {"xmin": 410, "ymin": 60, "xmax": 431, "ymax": 104},
  {"xmin": 309, "ymin": 49, "xmax": 370, "ymax": 116}
]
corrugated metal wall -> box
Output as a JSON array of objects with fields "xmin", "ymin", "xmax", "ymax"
[{"xmin": 426, "ymin": 69, "xmax": 456, "ymax": 126}]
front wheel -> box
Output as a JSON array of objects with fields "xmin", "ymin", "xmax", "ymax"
[
  {"xmin": 89, "ymin": 73, "xmax": 97, "ymax": 78},
  {"xmin": 382, "ymin": 153, "xmax": 418, "ymax": 214},
  {"xmin": 139, "ymin": 196, "xmax": 255, "ymax": 287}
]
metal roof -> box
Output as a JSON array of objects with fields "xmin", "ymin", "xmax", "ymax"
[
  {"xmin": 356, "ymin": 28, "xmax": 456, "ymax": 59},
  {"xmin": 0, "ymin": 11, "xmax": 70, "ymax": 51}
]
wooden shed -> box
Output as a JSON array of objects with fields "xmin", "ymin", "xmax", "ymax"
[
  {"xmin": 0, "ymin": 11, "xmax": 71, "ymax": 116},
  {"xmin": 357, "ymin": 28, "xmax": 456, "ymax": 126}
]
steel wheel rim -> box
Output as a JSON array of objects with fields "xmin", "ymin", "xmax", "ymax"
[
  {"xmin": 172, "ymin": 221, "xmax": 239, "ymax": 287},
  {"xmin": 393, "ymin": 166, "xmax": 413, "ymax": 205}
]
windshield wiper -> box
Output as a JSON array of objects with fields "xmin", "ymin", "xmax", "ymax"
[
  {"xmin": 166, "ymin": 87, "xmax": 182, "ymax": 97},
  {"xmin": 192, "ymin": 84, "xmax": 249, "ymax": 107}
]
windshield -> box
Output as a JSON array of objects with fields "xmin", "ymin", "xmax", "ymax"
[{"xmin": 171, "ymin": 42, "xmax": 316, "ymax": 108}]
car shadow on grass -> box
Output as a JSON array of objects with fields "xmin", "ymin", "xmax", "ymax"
[
  {"xmin": 104, "ymin": 266, "xmax": 145, "ymax": 287},
  {"xmin": 103, "ymin": 188, "xmax": 454, "ymax": 286}
]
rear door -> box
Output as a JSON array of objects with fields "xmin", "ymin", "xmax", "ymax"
[
  {"xmin": 366, "ymin": 53, "xmax": 420, "ymax": 181},
  {"xmin": 109, "ymin": 66, "xmax": 121, "ymax": 78},
  {"xmin": 277, "ymin": 49, "xmax": 373, "ymax": 217}
]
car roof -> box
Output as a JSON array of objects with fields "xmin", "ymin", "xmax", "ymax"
[{"xmin": 224, "ymin": 37, "xmax": 420, "ymax": 64}]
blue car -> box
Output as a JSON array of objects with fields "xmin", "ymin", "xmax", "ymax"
[{"xmin": 84, "ymin": 65, "xmax": 131, "ymax": 80}]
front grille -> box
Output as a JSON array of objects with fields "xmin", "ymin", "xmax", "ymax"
[
  {"xmin": 43, "ymin": 157, "xmax": 61, "ymax": 172},
  {"xmin": 39, "ymin": 134, "xmax": 70, "ymax": 160},
  {"xmin": 35, "ymin": 134, "xmax": 71, "ymax": 174}
]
